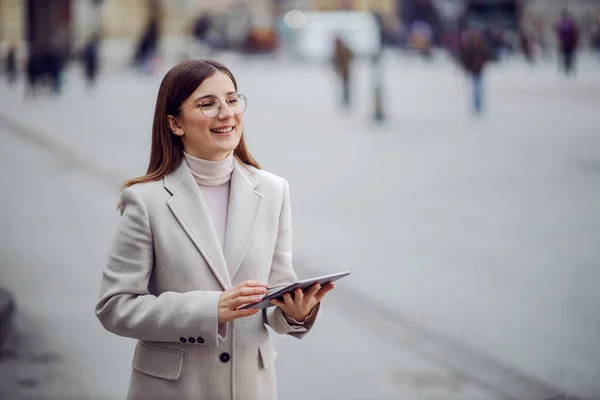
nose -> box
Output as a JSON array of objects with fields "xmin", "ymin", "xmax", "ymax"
[{"xmin": 217, "ymin": 99, "xmax": 235, "ymax": 119}]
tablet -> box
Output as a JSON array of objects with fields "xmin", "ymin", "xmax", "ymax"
[{"xmin": 240, "ymin": 271, "xmax": 350, "ymax": 309}]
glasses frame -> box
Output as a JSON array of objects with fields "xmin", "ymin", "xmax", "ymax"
[{"xmin": 178, "ymin": 93, "xmax": 247, "ymax": 118}]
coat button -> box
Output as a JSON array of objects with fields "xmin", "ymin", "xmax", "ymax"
[
  {"xmin": 179, "ymin": 337, "xmax": 187, "ymax": 343},
  {"xmin": 197, "ymin": 337, "xmax": 204, "ymax": 344},
  {"xmin": 219, "ymin": 352, "xmax": 230, "ymax": 363},
  {"xmin": 188, "ymin": 337, "xmax": 196, "ymax": 343}
]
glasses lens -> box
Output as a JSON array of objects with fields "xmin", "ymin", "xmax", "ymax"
[
  {"xmin": 200, "ymin": 97, "xmax": 219, "ymax": 118},
  {"xmin": 228, "ymin": 94, "xmax": 247, "ymax": 115}
]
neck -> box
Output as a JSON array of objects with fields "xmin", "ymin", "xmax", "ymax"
[{"xmin": 183, "ymin": 151, "xmax": 234, "ymax": 187}]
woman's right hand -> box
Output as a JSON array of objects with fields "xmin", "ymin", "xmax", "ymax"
[{"xmin": 218, "ymin": 281, "xmax": 268, "ymax": 323}]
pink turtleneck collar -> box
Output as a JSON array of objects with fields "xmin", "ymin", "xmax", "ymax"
[{"xmin": 183, "ymin": 151, "xmax": 234, "ymax": 187}]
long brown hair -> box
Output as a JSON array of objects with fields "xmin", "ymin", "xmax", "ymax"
[{"xmin": 121, "ymin": 60, "xmax": 260, "ymax": 191}]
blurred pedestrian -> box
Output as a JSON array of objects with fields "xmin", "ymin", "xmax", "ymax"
[
  {"xmin": 190, "ymin": 13, "xmax": 213, "ymax": 58},
  {"xmin": 519, "ymin": 26, "xmax": 534, "ymax": 63},
  {"xmin": 95, "ymin": 59, "xmax": 334, "ymax": 400},
  {"xmin": 193, "ymin": 13, "xmax": 211, "ymax": 45},
  {"xmin": 459, "ymin": 28, "xmax": 490, "ymax": 114},
  {"xmin": 591, "ymin": 14, "xmax": 600, "ymax": 61},
  {"xmin": 25, "ymin": 43, "xmax": 62, "ymax": 98},
  {"xmin": 371, "ymin": 8, "xmax": 386, "ymax": 122},
  {"xmin": 44, "ymin": 49, "xmax": 62, "ymax": 95},
  {"xmin": 555, "ymin": 10, "xmax": 579, "ymax": 75},
  {"xmin": 25, "ymin": 50, "xmax": 42, "ymax": 97},
  {"xmin": 24, "ymin": 49, "xmax": 59, "ymax": 97},
  {"xmin": 82, "ymin": 32, "xmax": 100, "ymax": 87},
  {"xmin": 5, "ymin": 44, "xmax": 17, "ymax": 85},
  {"xmin": 332, "ymin": 36, "xmax": 353, "ymax": 108},
  {"xmin": 133, "ymin": 17, "xmax": 159, "ymax": 73}
]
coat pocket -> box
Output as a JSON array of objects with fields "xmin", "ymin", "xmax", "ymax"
[
  {"xmin": 258, "ymin": 334, "xmax": 277, "ymax": 369},
  {"xmin": 132, "ymin": 341, "xmax": 185, "ymax": 381}
]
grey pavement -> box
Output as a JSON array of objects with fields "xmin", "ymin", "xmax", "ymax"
[{"xmin": 0, "ymin": 51, "xmax": 599, "ymax": 399}]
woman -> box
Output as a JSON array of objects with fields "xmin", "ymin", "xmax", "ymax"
[{"xmin": 95, "ymin": 60, "xmax": 335, "ymax": 400}]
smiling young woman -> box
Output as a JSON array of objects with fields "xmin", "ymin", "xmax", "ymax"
[
  {"xmin": 121, "ymin": 60, "xmax": 259, "ymax": 189},
  {"xmin": 95, "ymin": 60, "xmax": 335, "ymax": 400}
]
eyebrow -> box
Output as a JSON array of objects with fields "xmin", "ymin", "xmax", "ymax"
[{"xmin": 192, "ymin": 91, "xmax": 237, "ymax": 104}]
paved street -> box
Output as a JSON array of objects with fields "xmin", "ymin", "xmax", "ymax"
[{"xmin": 0, "ymin": 52, "xmax": 599, "ymax": 399}]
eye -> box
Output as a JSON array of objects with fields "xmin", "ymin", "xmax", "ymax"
[
  {"xmin": 199, "ymin": 101, "xmax": 215, "ymax": 108},
  {"xmin": 227, "ymin": 98, "xmax": 239, "ymax": 105}
]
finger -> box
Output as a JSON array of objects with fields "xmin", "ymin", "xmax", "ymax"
[
  {"xmin": 226, "ymin": 281, "xmax": 268, "ymax": 300},
  {"xmin": 283, "ymin": 292, "xmax": 295, "ymax": 308},
  {"xmin": 230, "ymin": 294, "xmax": 265, "ymax": 310},
  {"xmin": 319, "ymin": 283, "xmax": 335, "ymax": 292},
  {"xmin": 314, "ymin": 284, "xmax": 335, "ymax": 302},
  {"xmin": 230, "ymin": 308, "xmax": 260, "ymax": 320},
  {"xmin": 270, "ymin": 298, "xmax": 285, "ymax": 308},
  {"xmin": 301, "ymin": 285, "xmax": 321, "ymax": 307},
  {"xmin": 305, "ymin": 283, "xmax": 321, "ymax": 298},
  {"xmin": 294, "ymin": 288, "xmax": 304, "ymax": 304},
  {"xmin": 314, "ymin": 283, "xmax": 335, "ymax": 302},
  {"xmin": 234, "ymin": 280, "xmax": 268, "ymax": 290},
  {"xmin": 234, "ymin": 287, "xmax": 267, "ymax": 298}
]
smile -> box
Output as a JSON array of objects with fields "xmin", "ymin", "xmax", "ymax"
[{"xmin": 210, "ymin": 127, "xmax": 234, "ymax": 134}]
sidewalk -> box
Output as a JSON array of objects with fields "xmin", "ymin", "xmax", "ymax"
[{"xmin": 1, "ymin": 55, "xmax": 597, "ymax": 399}]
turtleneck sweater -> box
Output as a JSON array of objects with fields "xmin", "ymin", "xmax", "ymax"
[
  {"xmin": 183, "ymin": 151, "xmax": 233, "ymax": 256},
  {"xmin": 183, "ymin": 151, "xmax": 309, "ymax": 327}
]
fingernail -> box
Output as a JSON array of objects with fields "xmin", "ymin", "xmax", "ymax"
[{"xmin": 255, "ymin": 296, "xmax": 264, "ymax": 301}]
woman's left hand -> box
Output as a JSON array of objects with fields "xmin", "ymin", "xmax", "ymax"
[{"xmin": 270, "ymin": 283, "xmax": 335, "ymax": 322}]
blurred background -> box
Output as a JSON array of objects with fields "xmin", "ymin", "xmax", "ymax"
[{"xmin": 1, "ymin": 0, "xmax": 600, "ymax": 399}]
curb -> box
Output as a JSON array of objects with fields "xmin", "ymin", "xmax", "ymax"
[{"xmin": 0, "ymin": 287, "xmax": 15, "ymax": 353}]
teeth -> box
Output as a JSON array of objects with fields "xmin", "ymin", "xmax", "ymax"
[{"xmin": 211, "ymin": 127, "xmax": 233, "ymax": 133}]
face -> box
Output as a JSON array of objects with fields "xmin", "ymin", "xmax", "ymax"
[{"xmin": 168, "ymin": 71, "xmax": 243, "ymax": 161}]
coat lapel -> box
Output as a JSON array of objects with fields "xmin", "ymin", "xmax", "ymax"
[
  {"xmin": 224, "ymin": 159, "xmax": 263, "ymax": 279},
  {"xmin": 164, "ymin": 161, "xmax": 231, "ymax": 290}
]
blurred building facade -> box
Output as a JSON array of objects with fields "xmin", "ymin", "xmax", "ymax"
[
  {"xmin": 2, "ymin": 0, "xmax": 599, "ymax": 64},
  {"xmin": 0, "ymin": 0, "xmax": 397, "ymax": 43},
  {"xmin": 0, "ymin": 0, "xmax": 415, "ymax": 68},
  {"xmin": 0, "ymin": 0, "xmax": 400, "ymax": 66}
]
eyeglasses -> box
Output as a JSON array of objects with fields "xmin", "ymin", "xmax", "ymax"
[{"xmin": 179, "ymin": 93, "xmax": 247, "ymax": 118}]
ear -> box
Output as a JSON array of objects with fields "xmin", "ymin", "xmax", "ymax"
[{"xmin": 167, "ymin": 115, "xmax": 184, "ymax": 137}]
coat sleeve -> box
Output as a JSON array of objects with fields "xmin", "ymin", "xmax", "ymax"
[
  {"xmin": 95, "ymin": 187, "xmax": 223, "ymax": 346},
  {"xmin": 262, "ymin": 178, "xmax": 321, "ymax": 338}
]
